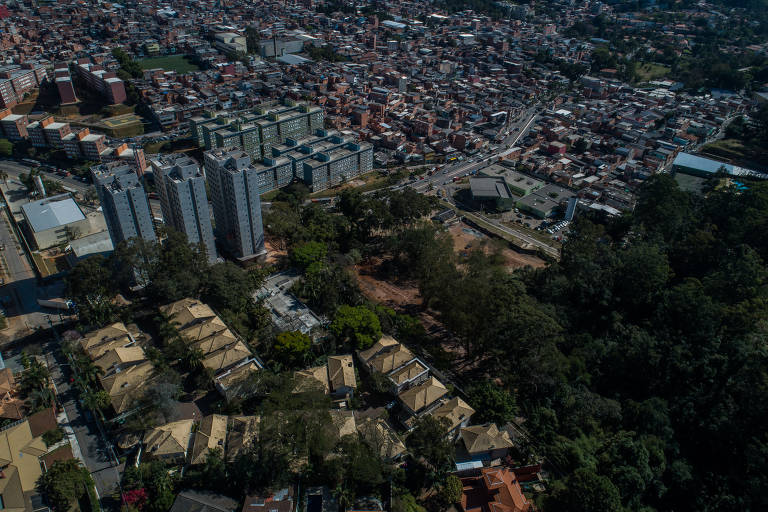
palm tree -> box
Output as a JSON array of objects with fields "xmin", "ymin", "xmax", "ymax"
[
  {"xmin": 83, "ymin": 390, "xmax": 111, "ymax": 412},
  {"xmin": 184, "ymin": 348, "xmax": 205, "ymax": 373},
  {"xmin": 30, "ymin": 387, "xmax": 55, "ymax": 412},
  {"xmin": 76, "ymin": 357, "xmax": 103, "ymax": 385}
]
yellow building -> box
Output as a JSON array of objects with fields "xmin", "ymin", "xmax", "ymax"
[{"xmin": 0, "ymin": 419, "xmax": 49, "ymax": 511}]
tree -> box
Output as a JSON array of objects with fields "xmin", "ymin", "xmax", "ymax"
[
  {"xmin": 439, "ymin": 475, "xmax": 463, "ymax": 505},
  {"xmin": 546, "ymin": 468, "xmax": 622, "ymax": 512},
  {"xmin": 0, "ymin": 138, "xmax": 12, "ymax": 157},
  {"xmin": 408, "ymin": 416, "xmax": 455, "ymax": 477},
  {"xmin": 330, "ymin": 305, "xmax": 382, "ymax": 349},
  {"xmin": 466, "ymin": 382, "xmax": 517, "ymax": 425},
  {"xmin": 37, "ymin": 459, "xmax": 95, "ymax": 512},
  {"xmin": 83, "ymin": 390, "xmax": 111, "ymax": 412},
  {"xmin": 273, "ymin": 331, "xmax": 312, "ymax": 366},
  {"xmin": 65, "ymin": 255, "xmax": 118, "ymax": 327},
  {"xmin": 291, "ymin": 241, "xmax": 328, "ymax": 270}
]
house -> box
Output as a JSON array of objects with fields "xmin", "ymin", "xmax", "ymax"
[
  {"xmin": 294, "ymin": 365, "xmax": 330, "ymax": 394},
  {"xmin": 329, "ymin": 410, "xmax": 357, "ymax": 439},
  {"xmin": 294, "ymin": 355, "xmax": 357, "ymax": 399},
  {"xmin": 398, "ymin": 376, "xmax": 448, "ymax": 418},
  {"xmin": 356, "ymin": 417, "xmax": 406, "ymax": 461},
  {"xmin": 459, "ymin": 467, "xmax": 532, "ymax": 512},
  {"xmin": 357, "ymin": 336, "xmax": 429, "ymax": 394},
  {"xmin": 458, "ymin": 423, "xmax": 514, "ymax": 462},
  {"xmin": 0, "ymin": 368, "xmax": 24, "ymax": 419},
  {"xmin": 191, "ymin": 414, "xmax": 228, "ymax": 465},
  {"xmin": 160, "ymin": 299, "xmax": 260, "ymax": 389},
  {"xmin": 0, "ymin": 417, "xmax": 50, "ymax": 511},
  {"xmin": 429, "ymin": 397, "xmax": 476, "ymax": 440},
  {"xmin": 144, "ymin": 419, "xmax": 195, "ymax": 464},
  {"xmin": 242, "ymin": 487, "xmax": 294, "ymax": 512},
  {"xmin": 79, "ymin": 322, "xmax": 156, "ymax": 412},
  {"xmin": 226, "ymin": 415, "xmax": 260, "ymax": 461},
  {"xmin": 169, "ymin": 490, "xmax": 239, "ymax": 512},
  {"xmin": 215, "ymin": 360, "xmax": 263, "ymax": 401},
  {"xmin": 327, "ymin": 355, "xmax": 356, "ymax": 398}
]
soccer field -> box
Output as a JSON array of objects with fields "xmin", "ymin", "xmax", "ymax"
[{"xmin": 138, "ymin": 55, "xmax": 200, "ymax": 74}]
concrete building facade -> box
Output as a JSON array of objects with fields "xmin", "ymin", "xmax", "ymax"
[
  {"xmin": 91, "ymin": 162, "xmax": 156, "ymax": 245},
  {"xmin": 149, "ymin": 154, "xmax": 217, "ymax": 263},
  {"xmin": 203, "ymin": 148, "xmax": 266, "ymax": 260}
]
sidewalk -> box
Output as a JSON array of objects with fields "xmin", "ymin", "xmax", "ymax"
[{"xmin": 45, "ymin": 341, "xmax": 123, "ymax": 510}]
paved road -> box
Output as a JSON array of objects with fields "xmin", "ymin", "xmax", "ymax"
[
  {"xmin": 0, "ymin": 160, "xmax": 90, "ymax": 194},
  {"xmin": 43, "ymin": 340, "xmax": 123, "ymax": 509}
]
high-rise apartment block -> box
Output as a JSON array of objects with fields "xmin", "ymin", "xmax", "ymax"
[
  {"xmin": 203, "ymin": 148, "xmax": 266, "ymax": 261},
  {"xmin": 74, "ymin": 58, "xmax": 127, "ymax": 105},
  {"xmin": 0, "ymin": 109, "xmax": 28, "ymax": 141},
  {"xmin": 91, "ymin": 162, "xmax": 156, "ymax": 245},
  {"xmin": 190, "ymin": 102, "xmax": 324, "ymax": 161},
  {"xmin": 149, "ymin": 154, "xmax": 217, "ymax": 263},
  {"xmin": 0, "ymin": 63, "xmax": 48, "ymax": 108}
]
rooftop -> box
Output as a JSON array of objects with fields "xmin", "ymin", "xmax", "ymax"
[{"xmin": 21, "ymin": 193, "xmax": 86, "ymax": 233}]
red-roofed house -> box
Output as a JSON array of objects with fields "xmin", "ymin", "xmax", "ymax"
[{"xmin": 460, "ymin": 467, "xmax": 533, "ymax": 512}]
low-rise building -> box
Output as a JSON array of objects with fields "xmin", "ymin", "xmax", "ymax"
[{"xmin": 20, "ymin": 193, "xmax": 89, "ymax": 250}]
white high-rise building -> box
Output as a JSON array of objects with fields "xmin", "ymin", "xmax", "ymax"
[
  {"xmin": 91, "ymin": 162, "xmax": 155, "ymax": 245},
  {"xmin": 149, "ymin": 154, "xmax": 217, "ymax": 263},
  {"xmin": 203, "ymin": 148, "xmax": 266, "ymax": 260}
]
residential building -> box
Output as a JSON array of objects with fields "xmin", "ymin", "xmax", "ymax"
[
  {"xmin": 0, "ymin": 110, "xmax": 28, "ymax": 141},
  {"xmin": 144, "ymin": 419, "xmax": 195, "ymax": 464},
  {"xmin": 0, "ymin": 417, "xmax": 49, "ymax": 510},
  {"xmin": 149, "ymin": 154, "xmax": 217, "ymax": 262},
  {"xmin": 0, "ymin": 63, "xmax": 48, "ymax": 108},
  {"xmin": 74, "ymin": 59, "xmax": 127, "ymax": 104},
  {"xmin": 459, "ymin": 467, "xmax": 532, "ymax": 512},
  {"xmin": 80, "ymin": 322, "xmax": 154, "ymax": 413},
  {"xmin": 242, "ymin": 488, "xmax": 294, "ymax": 512},
  {"xmin": 397, "ymin": 376, "xmax": 449, "ymax": 418},
  {"xmin": 19, "ymin": 193, "xmax": 90, "ymax": 250},
  {"xmin": 159, "ymin": 298, "xmax": 261, "ymax": 386},
  {"xmin": 458, "ymin": 423, "xmax": 515, "ymax": 462},
  {"xmin": 169, "ymin": 491, "xmax": 239, "ymax": 512},
  {"xmin": 430, "ymin": 397, "xmax": 476, "ymax": 441},
  {"xmin": 357, "ymin": 335, "xmax": 429, "ymax": 395},
  {"xmin": 203, "ymin": 148, "xmax": 266, "ymax": 260},
  {"xmin": 91, "ymin": 162, "xmax": 156, "ymax": 245},
  {"xmin": 190, "ymin": 414, "xmax": 228, "ymax": 465}
]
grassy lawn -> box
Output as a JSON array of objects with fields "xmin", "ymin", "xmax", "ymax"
[
  {"xmin": 309, "ymin": 172, "xmax": 391, "ymax": 198},
  {"xmin": 635, "ymin": 63, "xmax": 671, "ymax": 82},
  {"xmin": 701, "ymin": 138, "xmax": 749, "ymax": 160},
  {"xmin": 138, "ymin": 55, "xmax": 200, "ymax": 74}
]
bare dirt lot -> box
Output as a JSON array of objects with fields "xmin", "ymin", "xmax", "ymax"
[{"xmin": 447, "ymin": 222, "xmax": 547, "ymax": 269}]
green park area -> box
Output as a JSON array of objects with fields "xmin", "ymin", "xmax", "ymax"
[
  {"xmin": 635, "ymin": 62, "xmax": 671, "ymax": 82},
  {"xmin": 138, "ymin": 55, "xmax": 200, "ymax": 74}
]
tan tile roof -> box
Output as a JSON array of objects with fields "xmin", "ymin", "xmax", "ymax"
[
  {"xmin": 368, "ymin": 344, "xmax": 414, "ymax": 374},
  {"xmin": 430, "ymin": 397, "xmax": 476, "ymax": 432},
  {"xmin": 461, "ymin": 423, "xmax": 514, "ymax": 454},
  {"xmin": 327, "ymin": 355, "xmax": 356, "ymax": 392},
  {"xmin": 144, "ymin": 419, "xmax": 194, "ymax": 459},
  {"xmin": 159, "ymin": 298, "xmax": 216, "ymax": 328},
  {"xmin": 189, "ymin": 328, "xmax": 237, "ymax": 354},
  {"xmin": 294, "ymin": 365, "xmax": 330, "ymax": 394},
  {"xmin": 202, "ymin": 341, "xmax": 253, "ymax": 374},
  {"xmin": 190, "ymin": 414, "xmax": 227, "ymax": 465},
  {"xmin": 398, "ymin": 377, "xmax": 448, "ymax": 413},
  {"xmin": 93, "ymin": 346, "xmax": 147, "ymax": 373},
  {"xmin": 387, "ymin": 359, "xmax": 427, "ymax": 386},
  {"xmin": 180, "ymin": 317, "xmax": 230, "ymax": 343},
  {"xmin": 215, "ymin": 361, "xmax": 260, "ymax": 391},
  {"xmin": 100, "ymin": 360, "xmax": 154, "ymax": 413},
  {"xmin": 358, "ymin": 334, "xmax": 399, "ymax": 364},
  {"xmin": 357, "ymin": 417, "xmax": 406, "ymax": 460},
  {"xmin": 329, "ymin": 409, "xmax": 357, "ymax": 438},
  {"xmin": 80, "ymin": 322, "xmax": 133, "ymax": 359},
  {"xmin": 226, "ymin": 415, "xmax": 260, "ymax": 461}
]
